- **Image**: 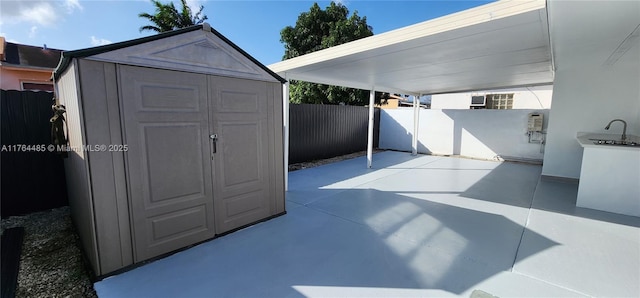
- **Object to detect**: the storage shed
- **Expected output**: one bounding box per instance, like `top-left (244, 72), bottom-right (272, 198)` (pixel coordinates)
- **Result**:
top-left (53, 24), bottom-right (286, 276)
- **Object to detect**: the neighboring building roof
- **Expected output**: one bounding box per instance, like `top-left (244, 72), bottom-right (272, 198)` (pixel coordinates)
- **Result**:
top-left (0, 37), bottom-right (63, 70)
top-left (53, 24), bottom-right (285, 83)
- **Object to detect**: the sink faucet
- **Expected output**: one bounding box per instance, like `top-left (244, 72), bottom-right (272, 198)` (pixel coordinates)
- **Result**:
top-left (605, 119), bottom-right (627, 141)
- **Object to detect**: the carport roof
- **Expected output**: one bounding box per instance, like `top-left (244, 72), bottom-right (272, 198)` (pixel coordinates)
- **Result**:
top-left (268, 0), bottom-right (553, 95)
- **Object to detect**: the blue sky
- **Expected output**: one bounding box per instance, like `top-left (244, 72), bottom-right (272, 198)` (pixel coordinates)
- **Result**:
top-left (0, 0), bottom-right (493, 65)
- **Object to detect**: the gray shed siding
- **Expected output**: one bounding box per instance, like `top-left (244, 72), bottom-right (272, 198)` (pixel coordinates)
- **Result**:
top-left (54, 26), bottom-right (285, 276)
top-left (55, 62), bottom-right (101, 272)
top-left (76, 60), bottom-right (133, 273)
top-left (269, 83), bottom-right (285, 215)
top-left (57, 60), bottom-right (136, 275)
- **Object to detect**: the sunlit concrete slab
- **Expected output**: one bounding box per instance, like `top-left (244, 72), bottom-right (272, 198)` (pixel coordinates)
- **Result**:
top-left (308, 189), bottom-right (537, 272)
top-left (458, 270), bottom-right (583, 297)
top-left (287, 151), bottom-right (441, 205)
top-left (95, 151), bottom-right (639, 297)
top-left (287, 151), bottom-right (440, 191)
top-left (97, 206), bottom-right (411, 297)
top-left (514, 179), bottom-right (640, 297)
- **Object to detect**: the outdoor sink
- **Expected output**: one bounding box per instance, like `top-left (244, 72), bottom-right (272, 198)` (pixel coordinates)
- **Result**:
top-left (577, 132), bottom-right (640, 218)
top-left (577, 133), bottom-right (640, 148)
top-left (589, 139), bottom-right (639, 146)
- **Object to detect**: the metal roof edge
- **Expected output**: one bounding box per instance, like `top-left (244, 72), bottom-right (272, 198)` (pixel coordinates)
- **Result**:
top-left (420, 81), bottom-right (555, 96)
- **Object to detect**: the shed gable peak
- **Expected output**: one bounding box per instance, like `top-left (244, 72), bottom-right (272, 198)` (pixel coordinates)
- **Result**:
top-left (147, 38), bottom-right (257, 74)
top-left (87, 30), bottom-right (280, 83)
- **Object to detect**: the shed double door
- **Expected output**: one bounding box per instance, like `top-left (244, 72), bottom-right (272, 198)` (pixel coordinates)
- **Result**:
top-left (119, 65), bottom-right (271, 261)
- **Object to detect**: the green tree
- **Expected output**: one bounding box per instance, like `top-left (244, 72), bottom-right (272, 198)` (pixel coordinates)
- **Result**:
top-left (280, 2), bottom-right (388, 105)
top-left (139, 0), bottom-right (208, 33)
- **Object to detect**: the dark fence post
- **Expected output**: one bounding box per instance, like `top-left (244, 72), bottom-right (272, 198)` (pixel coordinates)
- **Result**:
top-left (1, 90), bottom-right (68, 217)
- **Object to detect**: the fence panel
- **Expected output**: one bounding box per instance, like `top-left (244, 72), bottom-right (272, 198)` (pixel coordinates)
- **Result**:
top-left (289, 104), bottom-right (379, 164)
top-left (1, 90), bottom-right (68, 217)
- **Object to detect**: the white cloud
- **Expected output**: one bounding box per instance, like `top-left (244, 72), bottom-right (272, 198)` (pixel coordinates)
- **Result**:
top-left (0, 0), bottom-right (83, 26)
top-left (90, 36), bottom-right (112, 47)
top-left (23, 3), bottom-right (57, 25)
top-left (185, 0), bottom-right (202, 10)
top-left (64, 0), bottom-right (83, 13)
top-left (29, 26), bottom-right (38, 39)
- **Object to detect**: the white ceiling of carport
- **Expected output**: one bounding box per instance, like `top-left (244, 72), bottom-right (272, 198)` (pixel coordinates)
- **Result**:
top-left (268, 0), bottom-right (553, 95)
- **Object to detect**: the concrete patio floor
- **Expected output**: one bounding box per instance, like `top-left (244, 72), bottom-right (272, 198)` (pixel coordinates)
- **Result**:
top-left (95, 151), bottom-right (639, 297)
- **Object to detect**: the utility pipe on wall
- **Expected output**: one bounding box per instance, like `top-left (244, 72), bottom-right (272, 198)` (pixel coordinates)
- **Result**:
top-left (367, 88), bottom-right (375, 168)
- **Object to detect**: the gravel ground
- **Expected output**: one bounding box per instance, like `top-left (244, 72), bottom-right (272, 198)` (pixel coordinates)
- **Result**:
top-left (1, 207), bottom-right (97, 298)
top-left (0, 150), bottom-right (381, 297)
top-left (288, 149), bottom-right (382, 171)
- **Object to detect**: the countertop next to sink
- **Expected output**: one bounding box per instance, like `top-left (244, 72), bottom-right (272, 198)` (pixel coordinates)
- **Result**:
top-left (575, 132), bottom-right (640, 217)
top-left (576, 132), bottom-right (640, 150)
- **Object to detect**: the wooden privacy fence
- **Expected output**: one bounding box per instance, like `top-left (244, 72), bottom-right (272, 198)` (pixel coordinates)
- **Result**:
top-left (289, 104), bottom-right (380, 164)
top-left (1, 90), bottom-right (68, 217)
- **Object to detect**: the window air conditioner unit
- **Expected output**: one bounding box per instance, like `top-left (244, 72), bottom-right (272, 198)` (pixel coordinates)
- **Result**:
top-left (470, 95), bottom-right (486, 106)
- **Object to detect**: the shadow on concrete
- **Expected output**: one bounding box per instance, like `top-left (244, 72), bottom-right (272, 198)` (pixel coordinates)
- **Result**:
top-left (94, 151), bottom-right (636, 297)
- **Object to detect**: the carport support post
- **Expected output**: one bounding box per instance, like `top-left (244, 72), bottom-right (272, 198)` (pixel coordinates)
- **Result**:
top-left (412, 94), bottom-right (420, 155)
top-left (283, 80), bottom-right (290, 191)
top-left (367, 88), bottom-right (375, 168)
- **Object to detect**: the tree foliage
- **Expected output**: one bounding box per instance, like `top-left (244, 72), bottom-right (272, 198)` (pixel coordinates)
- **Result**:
top-left (280, 2), bottom-right (388, 105)
top-left (139, 0), bottom-right (208, 33)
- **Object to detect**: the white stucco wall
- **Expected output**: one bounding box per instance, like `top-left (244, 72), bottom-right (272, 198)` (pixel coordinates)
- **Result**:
top-left (430, 85), bottom-right (553, 110)
top-left (541, 0), bottom-right (640, 179)
top-left (380, 109), bottom-right (550, 162)
top-left (541, 66), bottom-right (640, 179)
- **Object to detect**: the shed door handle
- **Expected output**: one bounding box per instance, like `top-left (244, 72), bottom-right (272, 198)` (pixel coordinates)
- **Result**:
top-left (210, 134), bottom-right (218, 156)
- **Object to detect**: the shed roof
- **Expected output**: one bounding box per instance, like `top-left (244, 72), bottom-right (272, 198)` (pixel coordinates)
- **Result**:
top-left (54, 24), bottom-right (285, 83)
top-left (269, 0), bottom-right (553, 95)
